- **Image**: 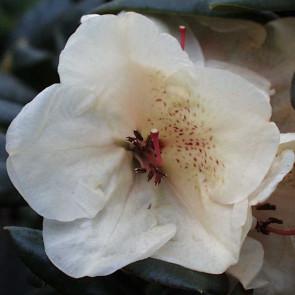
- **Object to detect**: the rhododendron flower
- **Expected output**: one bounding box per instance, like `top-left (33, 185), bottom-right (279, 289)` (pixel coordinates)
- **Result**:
top-left (228, 134), bottom-right (295, 294)
top-left (6, 12), bottom-right (280, 278)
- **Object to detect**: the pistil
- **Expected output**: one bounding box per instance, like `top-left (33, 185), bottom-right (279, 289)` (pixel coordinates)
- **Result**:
top-left (179, 26), bottom-right (186, 50)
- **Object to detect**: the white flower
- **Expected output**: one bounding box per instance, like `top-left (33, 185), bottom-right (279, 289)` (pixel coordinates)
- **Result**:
top-left (6, 12), bottom-right (280, 278)
top-left (228, 134), bottom-right (295, 294)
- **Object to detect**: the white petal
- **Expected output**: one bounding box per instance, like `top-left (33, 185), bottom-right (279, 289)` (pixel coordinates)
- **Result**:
top-left (156, 67), bottom-right (279, 209)
top-left (279, 133), bottom-right (295, 150)
top-left (152, 184), bottom-right (251, 274)
top-left (144, 14), bottom-right (205, 66)
top-left (59, 12), bottom-right (193, 90)
top-left (80, 14), bottom-right (98, 23)
top-left (249, 150), bottom-right (295, 206)
top-left (6, 84), bottom-right (133, 221)
top-left (43, 177), bottom-right (176, 277)
top-left (227, 237), bottom-right (267, 289)
top-left (206, 60), bottom-right (272, 95)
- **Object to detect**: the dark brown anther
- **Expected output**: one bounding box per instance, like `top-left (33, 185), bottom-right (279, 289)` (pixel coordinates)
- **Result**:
top-left (133, 141), bottom-right (143, 152)
top-left (135, 168), bottom-right (147, 173)
top-left (154, 174), bottom-right (162, 185)
top-left (256, 217), bottom-right (284, 235)
top-left (255, 220), bottom-right (270, 235)
top-left (147, 170), bottom-right (154, 181)
top-left (268, 217), bottom-right (283, 224)
top-left (256, 203), bottom-right (276, 211)
top-left (126, 136), bottom-right (137, 143)
top-left (134, 130), bottom-right (143, 141)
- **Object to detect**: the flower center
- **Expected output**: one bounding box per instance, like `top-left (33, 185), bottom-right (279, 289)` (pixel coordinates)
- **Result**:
top-left (255, 203), bottom-right (295, 236)
top-left (126, 129), bottom-right (166, 185)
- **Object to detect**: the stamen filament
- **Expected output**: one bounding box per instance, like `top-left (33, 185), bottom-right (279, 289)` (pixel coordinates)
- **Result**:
top-left (179, 26), bottom-right (186, 50)
top-left (265, 226), bottom-right (295, 236)
top-left (150, 129), bottom-right (163, 166)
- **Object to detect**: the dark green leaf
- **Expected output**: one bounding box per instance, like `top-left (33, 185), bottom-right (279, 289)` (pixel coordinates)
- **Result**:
top-left (0, 133), bottom-right (7, 161)
top-left (5, 227), bottom-right (124, 295)
top-left (291, 72), bottom-right (295, 110)
top-left (11, 0), bottom-right (72, 45)
top-left (209, 0), bottom-right (295, 12)
top-left (10, 0), bottom-right (108, 48)
top-left (12, 42), bottom-right (54, 71)
top-left (26, 269), bottom-right (47, 288)
top-left (92, 0), bottom-right (277, 23)
top-left (229, 283), bottom-right (253, 295)
top-left (0, 162), bottom-right (27, 207)
top-left (0, 99), bottom-right (22, 126)
top-left (0, 72), bottom-right (37, 104)
top-left (124, 258), bottom-right (230, 295)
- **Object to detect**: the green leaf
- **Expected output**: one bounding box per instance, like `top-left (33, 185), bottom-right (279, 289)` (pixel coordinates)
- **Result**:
top-left (12, 43), bottom-right (54, 71)
top-left (0, 162), bottom-right (27, 207)
top-left (0, 99), bottom-right (23, 126)
top-left (0, 72), bottom-right (37, 105)
top-left (291, 72), bottom-right (295, 110)
top-left (209, 0), bottom-right (295, 12)
top-left (229, 283), bottom-right (253, 295)
top-left (0, 133), bottom-right (7, 162)
top-left (124, 258), bottom-right (230, 295)
top-left (5, 227), bottom-right (124, 295)
top-left (92, 0), bottom-right (277, 23)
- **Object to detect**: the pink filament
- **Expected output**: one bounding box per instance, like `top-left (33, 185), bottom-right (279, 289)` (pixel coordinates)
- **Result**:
top-left (179, 26), bottom-right (186, 50)
top-left (266, 226), bottom-right (295, 236)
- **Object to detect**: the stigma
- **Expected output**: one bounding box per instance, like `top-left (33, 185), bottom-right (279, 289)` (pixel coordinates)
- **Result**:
top-left (127, 129), bottom-right (166, 185)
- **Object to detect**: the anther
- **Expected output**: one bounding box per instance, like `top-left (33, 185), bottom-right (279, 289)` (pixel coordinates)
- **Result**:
top-left (179, 25), bottom-right (186, 50)
top-left (256, 203), bottom-right (276, 211)
top-left (134, 130), bottom-right (143, 141)
top-left (135, 168), bottom-right (147, 173)
top-left (147, 170), bottom-right (154, 182)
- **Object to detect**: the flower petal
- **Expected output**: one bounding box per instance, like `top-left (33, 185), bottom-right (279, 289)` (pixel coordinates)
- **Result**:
top-left (6, 84), bottom-right (133, 221)
top-left (249, 149), bottom-right (295, 206)
top-left (59, 12), bottom-right (193, 90)
top-left (43, 177), bottom-right (176, 277)
top-left (206, 60), bottom-right (272, 95)
top-left (152, 184), bottom-right (251, 274)
top-left (158, 67), bottom-right (279, 207)
top-left (227, 237), bottom-right (267, 289)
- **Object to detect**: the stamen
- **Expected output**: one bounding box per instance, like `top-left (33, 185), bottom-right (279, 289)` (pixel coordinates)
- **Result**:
top-left (150, 129), bottom-right (162, 166)
top-left (179, 26), bottom-right (186, 50)
top-left (127, 129), bottom-right (166, 185)
top-left (256, 218), bottom-right (295, 236)
top-left (135, 167), bottom-right (147, 173)
top-left (134, 130), bottom-right (143, 141)
top-left (147, 170), bottom-right (154, 182)
top-left (265, 227), bottom-right (295, 236)
top-left (256, 203), bottom-right (276, 211)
